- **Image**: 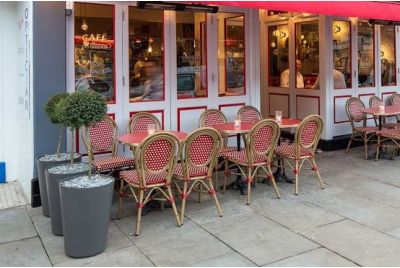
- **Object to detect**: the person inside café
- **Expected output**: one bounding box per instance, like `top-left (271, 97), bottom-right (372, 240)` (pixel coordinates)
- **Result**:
top-left (311, 68), bottom-right (346, 89)
top-left (131, 58), bottom-right (163, 102)
top-left (280, 59), bottom-right (304, 88)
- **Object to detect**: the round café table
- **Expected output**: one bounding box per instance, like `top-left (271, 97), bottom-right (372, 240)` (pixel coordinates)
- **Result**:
top-left (213, 118), bottom-right (301, 193)
top-left (119, 131), bottom-right (187, 147)
top-left (362, 106), bottom-right (400, 130)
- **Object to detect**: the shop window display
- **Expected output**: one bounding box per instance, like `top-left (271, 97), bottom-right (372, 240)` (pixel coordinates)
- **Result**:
top-left (218, 13), bottom-right (245, 96)
top-left (176, 12), bottom-right (207, 99)
top-left (332, 20), bottom-right (351, 89)
top-left (74, 3), bottom-right (115, 103)
top-left (129, 7), bottom-right (164, 102)
top-left (380, 25), bottom-right (396, 87)
top-left (358, 21), bottom-right (375, 87)
top-left (268, 24), bottom-right (289, 88)
top-left (295, 21), bottom-right (319, 89)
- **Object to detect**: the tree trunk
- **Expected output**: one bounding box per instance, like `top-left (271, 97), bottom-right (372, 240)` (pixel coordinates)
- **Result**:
top-left (86, 129), bottom-right (93, 178)
top-left (56, 127), bottom-right (63, 158)
top-left (70, 128), bottom-right (75, 165)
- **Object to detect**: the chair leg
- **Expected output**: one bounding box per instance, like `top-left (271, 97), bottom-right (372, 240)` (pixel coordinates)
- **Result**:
top-left (247, 167), bottom-right (252, 205)
top-left (180, 182), bottom-right (188, 225)
top-left (167, 186), bottom-right (181, 227)
top-left (267, 165), bottom-right (280, 199)
top-left (346, 134), bottom-right (354, 152)
top-left (198, 184), bottom-right (202, 203)
top-left (223, 160), bottom-right (228, 194)
top-left (311, 158), bottom-right (324, 190)
top-left (294, 160), bottom-right (299, 195)
top-left (214, 167), bottom-right (219, 192)
top-left (364, 135), bottom-right (369, 160)
top-left (208, 178), bottom-right (223, 217)
top-left (135, 189), bottom-right (144, 236)
top-left (117, 179), bottom-right (125, 219)
top-left (375, 135), bottom-right (381, 161)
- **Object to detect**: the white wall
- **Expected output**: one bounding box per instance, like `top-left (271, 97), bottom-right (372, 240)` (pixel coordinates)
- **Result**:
top-left (0, 2), bottom-right (34, 199)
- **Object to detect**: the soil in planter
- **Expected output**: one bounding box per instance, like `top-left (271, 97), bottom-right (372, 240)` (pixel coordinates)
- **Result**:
top-left (46, 163), bottom-right (90, 236)
top-left (36, 153), bottom-right (81, 217)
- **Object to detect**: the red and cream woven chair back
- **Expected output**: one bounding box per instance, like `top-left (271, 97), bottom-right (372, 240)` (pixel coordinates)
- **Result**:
top-left (127, 112), bottom-right (162, 133)
top-left (294, 115), bottom-right (323, 159)
top-left (135, 132), bottom-right (180, 188)
top-left (369, 95), bottom-right (381, 126)
top-left (83, 116), bottom-right (118, 160)
top-left (390, 94), bottom-right (400, 123)
top-left (237, 105), bottom-right (262, 123)
top-left (247, 119), bottom-right (280, 165)
top-left (198, 109), bottom-right (227, 127)
top-left (182, 128), bottom-right (222, 178)
top-left (345, 97), bottom-right (366, 129)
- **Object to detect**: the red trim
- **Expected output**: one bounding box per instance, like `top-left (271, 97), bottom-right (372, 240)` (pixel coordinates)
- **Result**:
top-left (221, 13), bottom-right (246, 97)
top-left (333, 20), bottom-right (352, 90)
top-left (333, 95), bottom-right (352, 124)
top-left (218, 102), bottom-right (245, 110)
top-left (177, 106), bottom-right (207, 131)
top-left (75, 113), bottom-right (116, 155)
top-left (129, 109), bottom-right (165, 130)
top-left (295, 95), bottom-right (320, 120)
top-left (269, 93), bottom-right (290, 118)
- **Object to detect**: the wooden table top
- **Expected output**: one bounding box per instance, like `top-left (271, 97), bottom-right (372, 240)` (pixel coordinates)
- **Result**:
top-left (362, 106), bottom-right (400, 116)
top-left (118, 131), bottom-right (187, 146)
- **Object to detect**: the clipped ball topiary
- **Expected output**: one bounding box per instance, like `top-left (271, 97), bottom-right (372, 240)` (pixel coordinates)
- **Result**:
top-left (44, 92), bottom-right (70, 157)
top-left (63, 90), bottom-right (108, 129)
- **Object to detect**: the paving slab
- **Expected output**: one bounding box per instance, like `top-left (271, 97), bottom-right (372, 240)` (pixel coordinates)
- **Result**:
top-left (0, 237), bottom-right (51, 266)
top-left (302, 219), bottom-right (400, 266)
top-left (190, 252), bottom-right (256, 267)
top-left (40, 221), bottom-right (133, 265)
top-left (265, 247), bottom-right (356, 267)
top-left (254, 200), bottom-right (344, 233)
top-left (54, 245), bottom-right (153, 267)
top-left (0, 206), bottom-right (37, 244)
top-left (202, 213), bottom-right (318, 266)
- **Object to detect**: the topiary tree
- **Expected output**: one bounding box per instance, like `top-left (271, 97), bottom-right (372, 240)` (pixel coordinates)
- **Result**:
top-left (60, 90), bottom-right (107, 171)
top-left (44, 93), bottom-right (70, 158)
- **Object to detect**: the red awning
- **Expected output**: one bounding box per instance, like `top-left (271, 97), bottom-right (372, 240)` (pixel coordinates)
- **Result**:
top-left (204, 1), bottom-right (400, 21)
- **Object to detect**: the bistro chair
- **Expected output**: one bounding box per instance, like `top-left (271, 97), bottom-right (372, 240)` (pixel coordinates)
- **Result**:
top-left (222, 119), bottom-right (281, 205)
top-left (369, 95), bottom-right (381, 127)
top-left (173, 128), bottom-right (223, 224)
top-left (198, 109), bottom-right (237, 187)
top-left (237, 105), bottom-right (262, 123)
top-left (127, 112), bottom-right (162, 133)
top-left (119, 132), bottom-right (181, 235)
top-left (375, 128), bottom-right (400, 160)
top-left (275, 115), bottom-right (325, 195)
top-left (82, 116), bottom-right (135, 173)
top-left (390, 93), bottom-right (400, 125)
top-left (345, 97), bottom-right (378, 159)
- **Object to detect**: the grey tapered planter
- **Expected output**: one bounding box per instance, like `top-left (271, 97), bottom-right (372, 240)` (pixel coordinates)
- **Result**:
top-left (45, 163), bottom-right (91, 236)
top-left (60, 175), bottom-right (115, 258)
top-left (36, 153), bottom-right (81, 217)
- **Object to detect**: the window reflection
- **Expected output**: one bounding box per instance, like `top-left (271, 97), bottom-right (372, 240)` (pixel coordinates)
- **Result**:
top-left (358, 22), bottom-right (375, 87)
top-left (332, 20), bottom-right (351, 89)
top-left (74, 3), bottom-right (115, 102)
top-left (176, 12), bottom-right (207, 99)
top-left (129, 7), bottom-right (164, 102)
top-left (218, 13), bottom-right (245, 96)
top-left (268, 24), bottom-right (289, 87)
top-left (296, 21), bottom-right (319, 89)
top-left (381, 25), bottom-right (396, 87)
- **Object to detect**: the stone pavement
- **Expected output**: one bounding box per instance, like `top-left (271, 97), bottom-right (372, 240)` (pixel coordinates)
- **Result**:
top-left (2, 147), bottom-right (400, 266)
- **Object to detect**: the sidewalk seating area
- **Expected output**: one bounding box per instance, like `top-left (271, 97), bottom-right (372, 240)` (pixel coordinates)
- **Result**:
top-left (2, 146), bottom-right (400, 266)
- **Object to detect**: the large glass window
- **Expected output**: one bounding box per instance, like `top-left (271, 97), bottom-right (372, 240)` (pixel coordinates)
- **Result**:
top-left (268, 24), bottom-right (289, 87)
top-left (218, 13), bottom-right (245, 96)
top-left (332, 20), bottom-right (351, 89)
top-left (295, 21), bottom-right (319, 89)
top-left (358, 21), bottom-right (375, 87)
top-left (128, 7), bottom-right (164, 102)
top-left (176, 12), bottom-right (207, 99)
top-left (380, 25), bottom-right (396, 87)
top-left (74, 3), bottom-right (115, 103)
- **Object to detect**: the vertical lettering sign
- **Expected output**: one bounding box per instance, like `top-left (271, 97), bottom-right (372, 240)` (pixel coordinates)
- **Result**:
top-left (17, 6), bottom-right (31, 120)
